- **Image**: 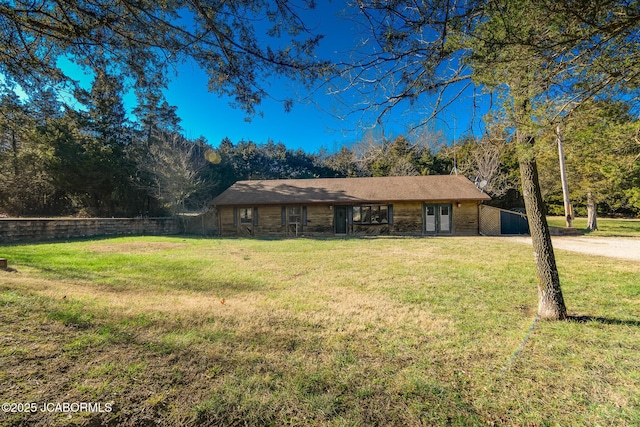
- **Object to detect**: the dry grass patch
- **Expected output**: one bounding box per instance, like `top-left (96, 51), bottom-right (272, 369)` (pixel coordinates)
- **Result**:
top-left (84, 241), bottom-right (190, 254)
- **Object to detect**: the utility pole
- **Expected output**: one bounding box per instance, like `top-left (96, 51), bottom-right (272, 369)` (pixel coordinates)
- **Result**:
top-left (451, 117), bottom-right (458, 175)
top-left (556, 126), bottom-right (573, 228)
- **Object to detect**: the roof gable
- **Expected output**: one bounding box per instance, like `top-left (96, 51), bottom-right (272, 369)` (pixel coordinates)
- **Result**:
top-left (211, 175), bottom-right (491, 206)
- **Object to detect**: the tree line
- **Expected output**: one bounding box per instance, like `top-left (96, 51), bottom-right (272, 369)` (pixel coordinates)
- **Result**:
top-left (2, 77), bottom-right (637, 219)
top-left (0, 75), bottom-right (453, 217)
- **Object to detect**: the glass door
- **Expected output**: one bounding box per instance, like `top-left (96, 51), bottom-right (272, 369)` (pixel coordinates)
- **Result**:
top-left (425, 205), bottom-right (436, 232)
top-left (424, 204), bottom-right (452, 234)
top-left (439, 205), bottom-right (450, 232)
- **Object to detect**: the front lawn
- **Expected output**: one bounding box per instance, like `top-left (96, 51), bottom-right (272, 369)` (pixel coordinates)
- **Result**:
top-left (1, 236), bottom-right (638, 426)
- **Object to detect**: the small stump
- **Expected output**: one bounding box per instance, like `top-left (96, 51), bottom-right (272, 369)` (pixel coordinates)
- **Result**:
top-left (0, 258), bottom-right (7, 270)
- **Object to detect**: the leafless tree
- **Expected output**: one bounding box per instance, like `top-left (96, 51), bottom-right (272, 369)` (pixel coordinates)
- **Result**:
top-left (458, 138), bottom-right (516, 197)
top-left (138, 131), bottom-right (208, 214)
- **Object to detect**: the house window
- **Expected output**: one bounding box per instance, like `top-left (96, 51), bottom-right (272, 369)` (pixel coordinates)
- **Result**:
top-left (352, 205), bottom-right (391, 225)
top-left (239, 207), bottom-right (253, 224)
top-left (235, 207), bottom-right (258, 227)
top-left (288, 206), bottom-right (301, 224)
top-left (281, 206), bottom-right (307, 226)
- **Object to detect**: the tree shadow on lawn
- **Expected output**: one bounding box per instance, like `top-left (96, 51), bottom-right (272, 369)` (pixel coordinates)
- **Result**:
top-left (568, 315), bottom-right (640, 327)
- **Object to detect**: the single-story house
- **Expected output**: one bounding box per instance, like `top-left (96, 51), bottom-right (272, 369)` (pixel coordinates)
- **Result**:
top-left (210, 175), bottom-right (491, 237)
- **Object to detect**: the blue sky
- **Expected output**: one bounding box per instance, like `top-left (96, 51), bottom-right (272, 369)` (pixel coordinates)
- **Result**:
top-left (162, 61), bottom-right (358, 153)
top-left (165, 60), bottom-right (488, 153)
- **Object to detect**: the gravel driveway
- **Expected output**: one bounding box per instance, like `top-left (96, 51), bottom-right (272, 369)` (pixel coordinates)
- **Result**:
top-left (506, 236), bottom-right (640, 261)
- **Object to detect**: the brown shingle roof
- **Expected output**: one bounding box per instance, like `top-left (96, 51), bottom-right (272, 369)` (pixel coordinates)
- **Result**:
top-left (211, 175), bottom-right (491, 206)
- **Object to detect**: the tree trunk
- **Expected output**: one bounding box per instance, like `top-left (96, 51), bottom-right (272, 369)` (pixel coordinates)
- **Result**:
top-left (518, 134), bottom-right (567, 320)
top-left (11, 129), bottom-right (19, 178)
top-left (556, 126), bottom-right (573, 228)
top-left (587, 191), bottom-right (598, 231)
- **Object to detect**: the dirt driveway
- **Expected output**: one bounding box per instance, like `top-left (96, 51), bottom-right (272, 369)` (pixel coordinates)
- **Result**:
top-left (506, 236), bottom-right (640, 261)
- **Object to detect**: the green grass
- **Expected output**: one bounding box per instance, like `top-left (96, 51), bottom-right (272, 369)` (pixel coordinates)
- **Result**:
top-left (0, 236), bottom-right (639, 426)
top-left (547, 216), bottom-right (640, 236)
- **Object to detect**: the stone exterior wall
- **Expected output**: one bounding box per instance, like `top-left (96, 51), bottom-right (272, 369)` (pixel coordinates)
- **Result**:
top-left (0, 218), bottom-right (180, 244)
top-left (389, 201), bottom-right (424, 235)
top-left (453, 201), bottom-right (482, 236)
top-left (216, 201), bottom-right (483, 237)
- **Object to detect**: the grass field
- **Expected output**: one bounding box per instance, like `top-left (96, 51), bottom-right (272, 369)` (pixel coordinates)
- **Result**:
top-left (547, 216), bottom-right (640, 236)
top-left (1, 235), bottom-right (639, 426)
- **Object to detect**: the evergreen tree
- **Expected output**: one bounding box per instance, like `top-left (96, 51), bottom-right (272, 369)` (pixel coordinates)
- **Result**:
top-left (42, 71), bottom-right (138, 216)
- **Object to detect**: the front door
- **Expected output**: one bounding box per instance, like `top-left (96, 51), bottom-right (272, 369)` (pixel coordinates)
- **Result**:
top-left (424, 204), bottom-right (452, 234)
top-left (334, 206), bottom-right (348, 234)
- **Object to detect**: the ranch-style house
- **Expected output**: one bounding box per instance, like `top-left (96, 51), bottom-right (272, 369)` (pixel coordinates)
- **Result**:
top-left (211, 175), bottom-right (492, 237)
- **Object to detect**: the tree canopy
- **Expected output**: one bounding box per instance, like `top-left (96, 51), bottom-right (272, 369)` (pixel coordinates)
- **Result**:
top-left (0, 0), bottom-right (330, 116)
